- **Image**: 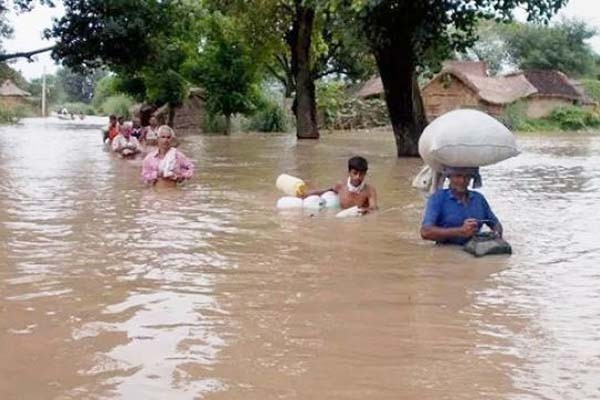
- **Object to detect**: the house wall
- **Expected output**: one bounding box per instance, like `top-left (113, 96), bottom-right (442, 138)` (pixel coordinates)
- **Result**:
top-left (524, 96), bottom-right (576, 119)
top-left (0, 96), bottom-right (28, 109)
top-left (173, 93), bottom-right (205, 134)
top-left (152, 92), bottom-right (205, 134)
top-left (422, 75), bottom-right (503, 121)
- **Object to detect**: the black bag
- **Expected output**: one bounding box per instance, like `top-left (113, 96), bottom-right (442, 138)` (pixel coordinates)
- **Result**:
top-left (463, 232), bottom-right (512, 257)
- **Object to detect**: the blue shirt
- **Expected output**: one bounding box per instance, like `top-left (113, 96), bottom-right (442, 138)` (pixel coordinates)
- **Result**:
top-left (422, 189), bottom-right (499, 245)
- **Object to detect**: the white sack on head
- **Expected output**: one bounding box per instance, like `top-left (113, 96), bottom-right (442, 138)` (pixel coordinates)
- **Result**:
top-left (418, 109), bottom-right (519, 173)
top-left (413, 109), bottom-right (518, 194)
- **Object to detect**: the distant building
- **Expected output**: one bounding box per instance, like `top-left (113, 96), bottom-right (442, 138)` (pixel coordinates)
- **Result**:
top-left (357, 61), bottom-right (595, 121)
top-left (520, 70), bottom-right (595, 118)
top-left (421, 61), bottom-right (538, 120)
top-left (356, 76), bottom-right (384, 100)
top-left (144, 87), bottom-right (206, 134)
top-left (0, 79), bottom-right (31, 108)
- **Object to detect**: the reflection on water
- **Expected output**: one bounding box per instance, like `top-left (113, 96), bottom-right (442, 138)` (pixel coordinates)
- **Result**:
top-left (1, 118), bottom-right (600, 399)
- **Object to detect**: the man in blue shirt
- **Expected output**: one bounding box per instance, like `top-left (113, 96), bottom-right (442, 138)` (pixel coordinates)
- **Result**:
top-left (421, 167), bottom-right (503, 245)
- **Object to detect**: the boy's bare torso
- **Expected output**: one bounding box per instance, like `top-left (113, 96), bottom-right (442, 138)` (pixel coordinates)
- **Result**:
top-left (333, 182), bottom-right (373, 209)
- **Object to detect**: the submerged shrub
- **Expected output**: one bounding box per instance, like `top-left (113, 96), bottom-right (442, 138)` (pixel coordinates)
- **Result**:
top-left (517, 118), bottom-right (558, 132)
top-left (548, 106), bottom-right (600, 130)
top-left (501, 101), bottom-right (528, 130)
top-left (317, 80), bottom-right (389, 129)
top-left (317, 81), bottom-right (346, 127)
top-left (246, 100), bottom-right (288, 132)
top-left (202, 112), bottom-right (228, 133)
top-left (581, 79), bottom-right (600, 103)
top-left (0, 103), bottom-right (35, 124)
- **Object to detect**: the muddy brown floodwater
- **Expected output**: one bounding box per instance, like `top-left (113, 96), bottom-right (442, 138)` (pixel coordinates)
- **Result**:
top-left (1, 117), bottom-right (599, 400)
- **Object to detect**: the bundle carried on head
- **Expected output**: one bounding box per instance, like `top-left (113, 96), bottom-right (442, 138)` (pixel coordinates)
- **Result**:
top-left (412, 109), bottom-right (519, 194)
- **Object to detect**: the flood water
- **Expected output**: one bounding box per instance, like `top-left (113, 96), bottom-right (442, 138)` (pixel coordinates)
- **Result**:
top-left (1, 117), bottom-right (599, 400)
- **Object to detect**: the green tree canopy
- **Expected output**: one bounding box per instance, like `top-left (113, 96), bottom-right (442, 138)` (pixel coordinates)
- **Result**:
top-left (184, 13), bottom-right (262, 134)
top-left (91, 75), bottom-right (118, 109)
top-left (48, 0), bottom-right (202, 125)
top-left (0, 62), bottom-right (27, 88)
top-left (504, 19), bottom-right (598, 77)
top-left (332, 0), bottom-right (569, 156)
top-left (208, 0), bottom-right (376, 139)
top-left (48, 0), bottom-right (178, 72)
top-left (458, 21), bottom-right (514, 75)
top-left (55, 67), bottom-right (107, 104)
top-left (459, 19), bottom-right (599, 77)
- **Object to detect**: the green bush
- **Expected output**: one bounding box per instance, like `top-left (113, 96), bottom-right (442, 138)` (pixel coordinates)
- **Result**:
top-left (503, 103), bottom-right (600, 132)
top-left (91, 75), bottom-right (119, 109)
top-left (501, 101), bottom-right (528, 130)
top-left (548, 106), bottom-right (600, 130)
top-left (202, 112), bottom-right (229, 133)
top-left (0, 103), bottom-right (36, 124)
top-left (516, 118), bottom-right (558, 132)
top-left (316, 80), bottom-right (390, 129)
top-left (99, 95), bottom-right (135, 118)
top-left (317, 81), bottom-right (346, 127)
top-left (245, 100), bottom-right (288, 132)
top-left (580, 79), bottom-right (600, 103)
top-left (330, 97), bottom-right (389, 129)
top-left (0, 107), bottom-right (23, 124)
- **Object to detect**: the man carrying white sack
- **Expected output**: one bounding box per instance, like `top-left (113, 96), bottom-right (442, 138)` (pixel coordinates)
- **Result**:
top-left (420, 166), bottom-right (503, 245)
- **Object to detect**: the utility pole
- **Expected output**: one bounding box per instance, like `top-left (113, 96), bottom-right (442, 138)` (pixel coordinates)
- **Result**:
top-left (41, 66), bottom-right (47, 117)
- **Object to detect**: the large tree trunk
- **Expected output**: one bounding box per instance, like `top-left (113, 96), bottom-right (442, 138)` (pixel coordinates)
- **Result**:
top-left (225, 113), bottom-right (232, 135)
top-left (374, 44), bottom-right (427, 157)
top-left (290, 1), bottom-right (319, 139)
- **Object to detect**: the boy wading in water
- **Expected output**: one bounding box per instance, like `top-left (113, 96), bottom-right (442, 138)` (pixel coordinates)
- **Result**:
top-left (305, 156), bottom-right (378, 214)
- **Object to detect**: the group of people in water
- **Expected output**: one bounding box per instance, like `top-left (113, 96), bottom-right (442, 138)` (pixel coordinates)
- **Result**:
top-left (104, 114), bottom-right (194, 188)
top-left (104, 114), bottom-right (502, 245)
top-left (301, 156), bottom-right (502, 245)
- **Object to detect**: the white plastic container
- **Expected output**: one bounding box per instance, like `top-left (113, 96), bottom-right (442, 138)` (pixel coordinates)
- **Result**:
top-left (320, 191), bottom-right (340, 208)
top-left (276, 174), bottom-right (307, 197)
top-left (335, 206), bottom-right (362, 218)
top-left (303, 195), bottom-right (324, 209)
top-left (276, 196), bottom-right (304, 209)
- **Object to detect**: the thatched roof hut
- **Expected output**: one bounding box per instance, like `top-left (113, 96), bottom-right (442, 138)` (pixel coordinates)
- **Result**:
top-left (357, 61), bottom-right (595, 121)
top-left (152, 87), bottom-right (206, 134)
top-left (522, 70), bottom-right (594, 104)
top-left (423, 61), bottom-right (538, 106)
top-left (356, 76), bottom-right (384, 99)
top-left (0, 79), bottom-right (30, 97)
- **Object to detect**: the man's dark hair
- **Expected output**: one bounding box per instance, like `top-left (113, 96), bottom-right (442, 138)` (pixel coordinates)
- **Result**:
top-left (348, 156), bottom-right (368, 173)
top-left (109, 114), bottom-right (117, 120)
